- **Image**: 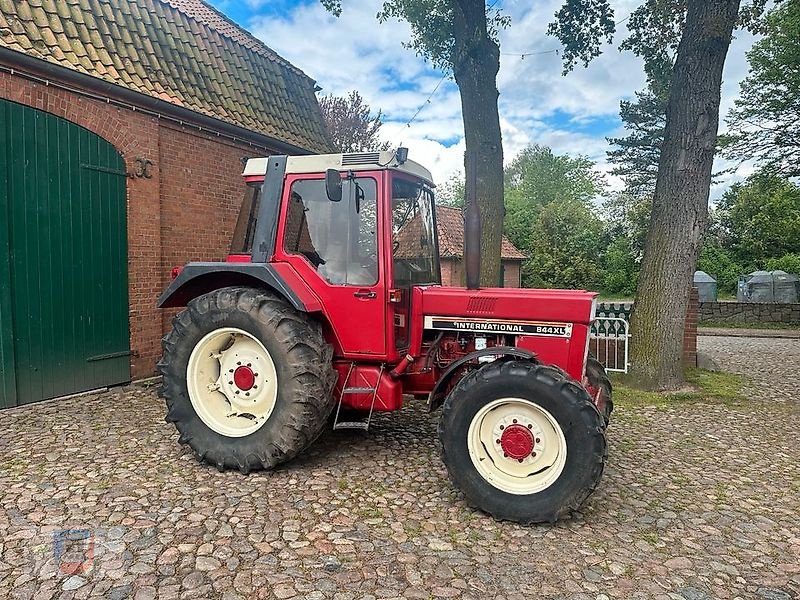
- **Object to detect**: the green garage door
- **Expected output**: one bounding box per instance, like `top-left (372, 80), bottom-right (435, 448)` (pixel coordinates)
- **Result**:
top-left (0, 99), bottom-right (130, 408)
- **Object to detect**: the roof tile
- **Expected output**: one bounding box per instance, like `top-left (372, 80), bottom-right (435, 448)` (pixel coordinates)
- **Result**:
top-left (0, 0), bottom-right (331, 152)
top-left (435, 206), bottom-right (527, 260)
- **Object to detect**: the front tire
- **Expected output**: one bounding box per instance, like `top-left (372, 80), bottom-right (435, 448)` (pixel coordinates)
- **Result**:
top-left (438, 360), bottom-right (606, 524)
top-left (585, 356), bottom-right (613, 426)
top-left (158, 287), bottom-right (336, 473)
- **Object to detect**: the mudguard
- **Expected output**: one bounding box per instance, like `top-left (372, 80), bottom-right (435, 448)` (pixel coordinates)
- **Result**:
top-left (157, 262), bottom-right (307, 311)
top-left (427, 346), bottom-right (537, 411)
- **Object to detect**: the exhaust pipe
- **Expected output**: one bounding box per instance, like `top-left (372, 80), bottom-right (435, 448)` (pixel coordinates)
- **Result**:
top-left (464, 150), bottom-right (481, 290)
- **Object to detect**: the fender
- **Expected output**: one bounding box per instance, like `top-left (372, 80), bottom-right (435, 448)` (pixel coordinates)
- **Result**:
top-left (157, 262), bottom-right (308, 311)
top-left (427, 346), bottom-right (537, 412)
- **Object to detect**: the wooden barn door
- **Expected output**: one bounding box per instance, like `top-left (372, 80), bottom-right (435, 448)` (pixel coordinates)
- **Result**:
top-left (0, 99), bottom-right (130, 407)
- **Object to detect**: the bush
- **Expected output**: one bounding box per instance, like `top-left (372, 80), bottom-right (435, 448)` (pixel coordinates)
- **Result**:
top-left (766, 253), bottom-right (800, 275)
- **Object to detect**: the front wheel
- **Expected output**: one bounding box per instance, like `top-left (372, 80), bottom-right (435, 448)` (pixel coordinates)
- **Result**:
top-left (438, 360), bottom-right (606, 524)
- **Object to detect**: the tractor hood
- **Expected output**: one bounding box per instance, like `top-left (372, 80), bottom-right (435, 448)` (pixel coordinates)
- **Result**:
top-left (419, 287), bottom-right (597, 326)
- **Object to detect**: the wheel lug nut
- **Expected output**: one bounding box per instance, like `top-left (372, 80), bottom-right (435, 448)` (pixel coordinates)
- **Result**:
top-left (245, 392), bottom-right (250, 397)
top-left (503, 452), bottom-right (508, 458)
top-left (229, 369), bottom-right (234, 373)
top-left (253, 385), bottom-right (258, 389)
top-left (235, 390), bottom-right (240, 394)
top-left (496, 439), bottom-right (501, 444)
top-left (247, 363), bottom-right (252, 367)
top-left (499, 425), bottom-right (504, 430)
top-left (527, 424), bottom-right (532, 429)
top-left (535, 438), bottom-right (540, 443)
top-left (531, 451), bottom-right (537, 457)
top-left (518, 458), bottom-right (523, 463)
top-left (237, 361), bottom-right (241, 366)
top-left (228, 381), bottom-right (233, 385)
top-left (254, 373), bottom-right (259, 377)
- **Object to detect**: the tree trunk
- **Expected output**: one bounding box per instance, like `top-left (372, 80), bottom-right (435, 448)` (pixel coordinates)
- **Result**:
top-left (628, 0), bottom-right (740, 390)
top-left (451, 0), bottom-right (504, 287)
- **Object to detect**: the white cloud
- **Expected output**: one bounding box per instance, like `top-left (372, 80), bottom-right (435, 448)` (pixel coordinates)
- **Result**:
top-left (246, 0), bottom-right (760, 194)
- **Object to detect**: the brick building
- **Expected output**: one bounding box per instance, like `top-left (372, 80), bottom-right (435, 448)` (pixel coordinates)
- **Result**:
top-left (435, 206), bottom-right (526, 288)
top-left (0, 0), bottom-right (331, 407)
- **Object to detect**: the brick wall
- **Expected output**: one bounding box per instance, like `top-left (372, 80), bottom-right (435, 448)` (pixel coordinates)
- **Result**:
top-left (699, 301), bottom-right (800, 325)
top-left (502, 261), bottom-right (521, 288)
top-left (440, 258), bottom-right (521, 288)
top-left (0, 73), bottom-right (280, 378)
top-left (683, 288), bottom-right (698, 368)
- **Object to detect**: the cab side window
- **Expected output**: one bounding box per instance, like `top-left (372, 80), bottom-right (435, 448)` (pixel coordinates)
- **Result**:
top-left (283, 177), bottom-right (379, 285)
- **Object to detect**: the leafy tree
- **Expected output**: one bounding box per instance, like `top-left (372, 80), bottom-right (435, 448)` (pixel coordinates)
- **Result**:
top-left (549, 0), bottom-right (767, 390)
top-left (437, 173), bottom-right (465, 207)
top-left (600, 192), bottom-right (652, 296)
top-left (767, 254), bottom-right (800, 275)
top-left (724, 0), bottom-right (800, 177)
top-left (716, 171), bottom-right (800, 268)
top-left (503, 145), bottom-right (606, 290)
top-left (318, 91), bottom-right (391, 153)
top-left (321, 0), bottom-right (510, 285)
top-left (697, 241), bottom-right (743, 295)
top-left (522, 200), bottom-right (606, 290)
top-left (606, 60), bottom-right (671, 198)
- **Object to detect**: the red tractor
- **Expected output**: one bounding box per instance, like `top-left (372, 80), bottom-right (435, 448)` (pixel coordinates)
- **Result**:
top-left (158, 150), bottom-right (612, 524)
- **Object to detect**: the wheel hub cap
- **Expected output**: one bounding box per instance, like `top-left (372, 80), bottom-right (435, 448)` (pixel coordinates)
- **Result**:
top-left (233, 365), bottom-right (256, 391)
top-left (499, 423), bottom-right (533, 460)
top-left (186, 327), bottom-right (278, 438)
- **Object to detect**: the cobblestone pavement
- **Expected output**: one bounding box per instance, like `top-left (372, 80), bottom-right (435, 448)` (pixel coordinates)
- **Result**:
top-left (1, 335), bottom-right (798, 600)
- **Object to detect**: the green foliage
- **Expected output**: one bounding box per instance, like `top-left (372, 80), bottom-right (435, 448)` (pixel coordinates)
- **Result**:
top-left (717, 171), bottom-right (800, 269)
top-left (322, 1), bottom-right (509, 72)
top-left (766, 253), bottom-right (800, 275)
top-left (607, 61), bottom-right (671, 198)
top-left (724, 0), bottom-right (800, 177)
top-left (697, 242), bottom-right (743, 295)
top-left (598, 192), bottom-right (651, 295)
top-left (436, 173), bottom-right (465, 207)
top-left (601, 236), bottom-right (639, 296)
top-left (503, 145), bottom-right (606, 290)
top-left (521, 199), bottom-right (606, 290)
top-left (548, 0), bottom-right (767, 75)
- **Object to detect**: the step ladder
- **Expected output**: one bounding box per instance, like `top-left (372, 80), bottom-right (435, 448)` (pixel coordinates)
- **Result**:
top-left (332, 363), bottom-right (384, 431)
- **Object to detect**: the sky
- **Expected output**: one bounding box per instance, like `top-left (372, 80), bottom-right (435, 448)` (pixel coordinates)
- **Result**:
top-left (209, 0), bottom-right (759, 199)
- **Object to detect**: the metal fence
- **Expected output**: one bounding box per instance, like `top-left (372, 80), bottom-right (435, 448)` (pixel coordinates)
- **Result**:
top-left (591, 302), bottom-right (632, 373)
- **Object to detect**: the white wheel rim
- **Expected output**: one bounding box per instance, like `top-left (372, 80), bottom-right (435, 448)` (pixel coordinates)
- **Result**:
top-left (186, 327), bottom-right (278, 437)
top-left (467, 398), bottom-right (567, 495)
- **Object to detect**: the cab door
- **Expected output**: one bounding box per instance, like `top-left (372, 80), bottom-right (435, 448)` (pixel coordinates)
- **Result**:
top-left (275, 173), bottom-right (386, 357)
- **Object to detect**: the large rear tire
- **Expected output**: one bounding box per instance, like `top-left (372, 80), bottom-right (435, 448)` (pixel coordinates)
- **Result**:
top-left (158, 287), bottom-right (336, 473)
top-left (438, 360), bottom-right (606, 524)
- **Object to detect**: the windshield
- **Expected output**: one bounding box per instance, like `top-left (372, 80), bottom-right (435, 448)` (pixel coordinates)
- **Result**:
top-left (392, 176), bottom-right (440, 286)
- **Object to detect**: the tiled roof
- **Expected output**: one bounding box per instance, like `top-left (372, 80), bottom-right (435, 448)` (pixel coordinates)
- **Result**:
top-left (0, 0), bottom-right (332, 153)
top-left (436, 206), bottom-right (526, 260)
top-left (395, 205), bottom-right (526, 261)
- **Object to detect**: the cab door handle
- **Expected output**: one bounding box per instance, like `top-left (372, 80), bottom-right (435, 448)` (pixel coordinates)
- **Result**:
top-left (353, 289), bottom-right (377, 299)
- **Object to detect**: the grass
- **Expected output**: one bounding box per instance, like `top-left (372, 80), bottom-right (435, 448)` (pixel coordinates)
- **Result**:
top-left (610, 368), bottom-right (745, 409)
top-left (701, 320), bottom-right (800, 330)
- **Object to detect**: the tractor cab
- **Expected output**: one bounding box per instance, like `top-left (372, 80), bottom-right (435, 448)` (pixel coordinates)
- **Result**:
top-left (228, 151), bottom-right (443, 361)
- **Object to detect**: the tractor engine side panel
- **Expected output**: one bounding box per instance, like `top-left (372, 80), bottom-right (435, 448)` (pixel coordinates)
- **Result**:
top-left (515, 323), bottom-right (591, 382)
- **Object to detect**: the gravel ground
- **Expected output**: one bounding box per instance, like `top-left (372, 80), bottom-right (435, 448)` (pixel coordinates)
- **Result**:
top-left (1, 335), bottom-right (798, 600)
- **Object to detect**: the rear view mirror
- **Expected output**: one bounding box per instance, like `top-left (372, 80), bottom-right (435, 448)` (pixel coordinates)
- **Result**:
top-left (325, 168), bottom-right (342, 202)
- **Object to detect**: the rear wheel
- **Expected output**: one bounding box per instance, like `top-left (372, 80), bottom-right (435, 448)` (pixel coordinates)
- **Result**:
top-left (438, 360), bottom-right (606, 524)
top-left (158, 287), bottom-right (336, 472)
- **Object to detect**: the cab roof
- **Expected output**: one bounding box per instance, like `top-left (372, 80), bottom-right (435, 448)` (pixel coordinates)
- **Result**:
top-left (242, 151), bottom-right (434, 185)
